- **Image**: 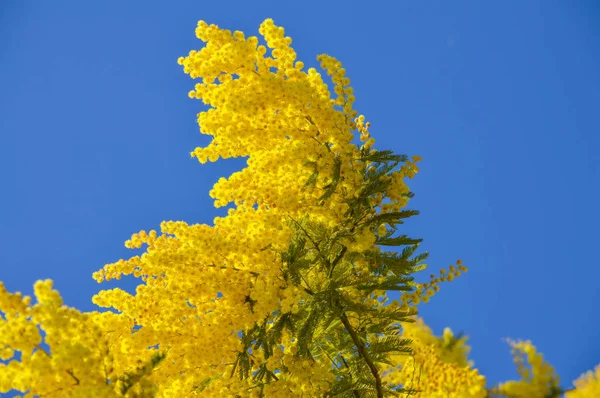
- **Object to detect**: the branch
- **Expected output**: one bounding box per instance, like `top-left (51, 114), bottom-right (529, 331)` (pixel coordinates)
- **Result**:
top-left (207, 262), bottom-right (259, 277)
top-left (36, 344), bottom-right (52, 358)
top-left (286, 216), bottom-right (321, 252)
top-left (339, 354), bottom-right (361, 398)
top-left (66, 369), bottom-right (80, 385)
top-left (338, 307), bottom-right (383, 398)
top-left (286, 216), bottom-right (332, 269)
top-left (328, 245), bottom-right (348, 278)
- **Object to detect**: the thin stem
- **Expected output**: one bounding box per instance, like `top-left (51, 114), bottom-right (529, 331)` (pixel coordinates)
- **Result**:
top-left (35, 344), bottom-right (51, 358)
top-left (286, 216), bottom-right (321, 253)
top-left (339, 355), bottom-right (361, 398)
top-left (327, 245), bottom-right (348, 278)
top-left (338, 309), bottom-right (383, 398)
top-left (207, 262), bottom-right (259, 277)
top-left (66, 369), bottom-right (80, 385)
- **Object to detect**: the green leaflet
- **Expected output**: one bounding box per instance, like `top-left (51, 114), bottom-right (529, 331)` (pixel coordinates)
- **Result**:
top-left (362, 210), bottom-right (420, 228)
top-left (376, 235), bottom-right (423, 247)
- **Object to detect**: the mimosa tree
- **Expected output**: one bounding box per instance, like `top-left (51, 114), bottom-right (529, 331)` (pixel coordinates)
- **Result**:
top-left (0, 18), bottom-right (597, 398)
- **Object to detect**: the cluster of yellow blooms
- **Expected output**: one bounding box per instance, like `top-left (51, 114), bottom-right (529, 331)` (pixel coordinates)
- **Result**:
top-left (493, 339), bottom-right (560, 397)
top-left (379, 317), bottom-right (487, 397)
top-left (568, 365), bottom-right (600, 397)
top-left (491, 340), bottom-right (600, 398)
top-left (1, 18), bottom-right (598, 397)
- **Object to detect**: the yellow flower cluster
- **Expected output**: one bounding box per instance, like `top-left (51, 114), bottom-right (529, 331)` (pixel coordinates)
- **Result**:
top-left (1, 17), bottom-right (598, 398)
top-left (0, 280), bottom-right (145, 397)
top-left (397, 344), bottom-right (487, 397)
top-left (383, 260), bottom-right (467, 308)
top-left (13, 17), bottom-right (411, 396)
top-left (567, 364), bottom-right (600, 397)
top-left (402, 317), bottom-right (473, 367)
top-left (493, 339), bottom-right (561, 397)
top-left (493, 340), bottom-right (600, 398)
top-left (381, 317), bottom-right (486, 397)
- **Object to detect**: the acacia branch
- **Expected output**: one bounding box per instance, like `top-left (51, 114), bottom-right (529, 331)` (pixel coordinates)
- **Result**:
top-left (66, 369), bottom-right (80, 385)
top-left (339, 355), bottom-right (361, 398)
top-left (207, 262), bottom-right (259, 277)
top-left (286, 216), bottom-right (321, 252)
top-left (338, 308), bottom-right (383, 398)
top-left (328, 245), bottom-right (348, 278)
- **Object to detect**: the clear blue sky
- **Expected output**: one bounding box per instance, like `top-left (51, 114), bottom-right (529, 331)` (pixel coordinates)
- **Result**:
top-left (1, 0), bottom-right (599, 389)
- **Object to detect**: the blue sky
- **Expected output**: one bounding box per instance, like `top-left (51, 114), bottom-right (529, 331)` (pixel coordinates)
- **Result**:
top-left (1, 0), bottom-right (599, 389)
